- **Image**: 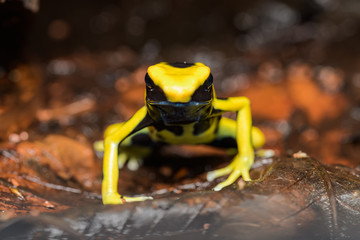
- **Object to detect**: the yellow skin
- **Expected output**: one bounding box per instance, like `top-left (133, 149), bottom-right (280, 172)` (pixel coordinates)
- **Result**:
top-left (99, 62), bottom-right (265, 204)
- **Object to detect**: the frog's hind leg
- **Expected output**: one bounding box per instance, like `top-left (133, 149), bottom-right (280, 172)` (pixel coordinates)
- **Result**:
top-left (207, 117), bottom-right (265, 155)
top-left (94, 124), bottom-right (154, 170)
top-left (211, 117), bottom-right (265, 149)
top-left (206, 117), bottom-right (265, 184)
top-left (119, 127), bottom-right (155, 170)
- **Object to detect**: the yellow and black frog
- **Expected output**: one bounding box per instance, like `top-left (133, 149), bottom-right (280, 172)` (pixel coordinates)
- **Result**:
top-left (96, 62), bottom-right (265, 204)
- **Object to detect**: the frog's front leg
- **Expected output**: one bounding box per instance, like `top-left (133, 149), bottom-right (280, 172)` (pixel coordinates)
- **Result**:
top-left (102, 106), bottom-right (154, 204)
top-left (207, 97), bottom-right (265, 191)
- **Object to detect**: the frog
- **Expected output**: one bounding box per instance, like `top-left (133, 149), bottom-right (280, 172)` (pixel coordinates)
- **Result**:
top-left (99, 62), bottom-right (265, 204)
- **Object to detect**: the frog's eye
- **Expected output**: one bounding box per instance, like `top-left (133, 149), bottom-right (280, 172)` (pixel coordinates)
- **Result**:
top-left (145, 73), bottom-right (155, 90)
top-left (203, 74), bottom-right (213, 88)
top-left (191, 74), bottom-right (213, 102)
top-left (145, 73), bottom-right (167, 101)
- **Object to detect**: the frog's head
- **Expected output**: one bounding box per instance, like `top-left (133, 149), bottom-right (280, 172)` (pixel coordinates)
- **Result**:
top-left (145, 62), bottom-right (214, 125)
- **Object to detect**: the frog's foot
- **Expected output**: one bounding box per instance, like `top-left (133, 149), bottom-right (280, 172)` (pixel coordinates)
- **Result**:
top-left (118, 152), bottom-right (143, 171)
top-left (94, 141), bottom-right (150, 171)
top-left (256, 149), bottom-right (276, 158)
top-left (207, 153), bottom-right (253, 191)
top-left (93, 140), bottom-right (105, 158)
top-left (102, 192), bottom-right (153, 205)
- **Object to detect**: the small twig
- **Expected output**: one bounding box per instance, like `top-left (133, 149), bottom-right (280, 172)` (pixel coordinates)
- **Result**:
top-left (23, 176), bottom-right (82, 193)
top-left (22, 176), bottom-right (102, 199)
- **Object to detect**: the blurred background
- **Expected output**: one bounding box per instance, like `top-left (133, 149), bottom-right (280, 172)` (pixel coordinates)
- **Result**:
top-left (2, 1), bottom-right (360, 237)
top-left (1, 0), bottom-right (360, 187)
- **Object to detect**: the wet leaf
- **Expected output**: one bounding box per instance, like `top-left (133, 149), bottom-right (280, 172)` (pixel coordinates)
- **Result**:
top-left (16, 134), bottom-right (102, 191)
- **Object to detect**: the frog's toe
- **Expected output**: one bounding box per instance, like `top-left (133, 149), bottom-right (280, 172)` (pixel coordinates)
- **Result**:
top-left (118, 153), bottom-right (143, 170)
top-left (208, 154), bottom-right (253, 191)
top-left (212, 182), bottom-right (226, 191)
top-left (103, 193), bottom-right (153, 204)
top-left (206, 161), bottom-right (235, 181)
top-left (117, 147), bottom-right (151, 170)
top-left (212, 166), bottom-right (250, 191)
top-left (256, 149), bottom-right (275, 158)
top-left (127, 157), bottom-right (142, 171)
top-left (122, 195), bottom-right (153, 203)
top-left (212, 170), bottom-right (241, 191)
top-left (206, 171), bottom-right (217, 182)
